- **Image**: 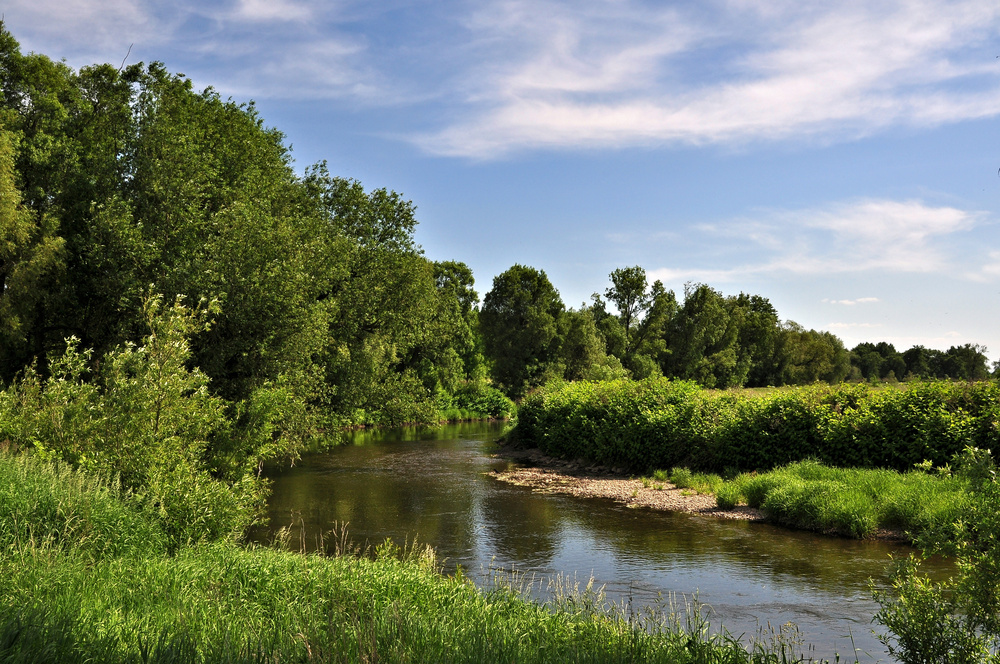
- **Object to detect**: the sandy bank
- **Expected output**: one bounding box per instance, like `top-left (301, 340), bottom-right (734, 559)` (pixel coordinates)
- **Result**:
top-left (490, 445), bottom-right (763, 521)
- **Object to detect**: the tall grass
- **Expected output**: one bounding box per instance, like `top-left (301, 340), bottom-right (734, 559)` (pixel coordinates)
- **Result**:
top-left (715, 460), bottom-right (968, 539)
top-left (0, 452), bottom-right (832, 663)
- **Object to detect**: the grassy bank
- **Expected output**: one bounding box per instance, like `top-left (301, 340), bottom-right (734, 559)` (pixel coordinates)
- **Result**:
top-left (0, 452), bottom-right (828, 663)
top-left (514, 378), bottom-right (1000, 473)
top-left (653, 460), bottom-right (969, 540)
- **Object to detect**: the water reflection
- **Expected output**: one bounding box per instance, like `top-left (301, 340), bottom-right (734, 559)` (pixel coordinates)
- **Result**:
top-left (253, 422), bottom-right (951, 662)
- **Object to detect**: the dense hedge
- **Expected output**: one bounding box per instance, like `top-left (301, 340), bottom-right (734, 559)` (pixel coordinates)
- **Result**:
top-left (513, 379), bottom-right (1000, 472)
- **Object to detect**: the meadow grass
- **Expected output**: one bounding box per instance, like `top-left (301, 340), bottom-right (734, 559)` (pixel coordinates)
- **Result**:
top-left (714, 460), bottom-right (968, 539)
top-left (0, 452), bottom-right (830, 663)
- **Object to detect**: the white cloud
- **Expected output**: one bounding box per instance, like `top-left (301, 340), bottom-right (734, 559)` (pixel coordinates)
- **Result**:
top-left (823, 297), bottom-right (880, 305)
top-left (415, 0), bottom-right (1000, 157)
top-left (1, 0), bottom-right (386, 103)
top-left (648, 198), bottom-right (983, 283)
top-left (827, 322), bottom-right (881, 327)
top-left (230, 0), bottom-right (313, 23)
top-left (7, 0), bottom-right (1000, 155)
top-left (3, 0), bottom-right (159, 57)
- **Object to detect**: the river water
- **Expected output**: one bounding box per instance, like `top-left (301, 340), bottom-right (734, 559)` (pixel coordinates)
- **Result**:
top-left (252, 421), bottom-right (952, 662)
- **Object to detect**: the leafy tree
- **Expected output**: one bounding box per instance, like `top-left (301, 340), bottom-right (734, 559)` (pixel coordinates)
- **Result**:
top-left (558, 308), bottom-right (626, 382)
top-left (731, 294), bottom-right (781, 387)
top-left (0, 127), bottom-right (65, 375)
top-left (665, 283), bottom-right (743, 388)
top-left (778, 323), bottom-right (851, 385)
top-left (480, 264), bottom-right (565, 397)
top-left (941, 344), bottom-right (990, 381)
top-left (597, 267), bottom-right (675, 379)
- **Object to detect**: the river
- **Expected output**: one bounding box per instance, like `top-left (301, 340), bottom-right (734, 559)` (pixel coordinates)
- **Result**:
top-left (251, 421), bottom-right (951, 662)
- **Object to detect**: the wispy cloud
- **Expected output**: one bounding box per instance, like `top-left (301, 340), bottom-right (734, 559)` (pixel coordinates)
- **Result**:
top-left (415, 0), bottom-right (1000, 157)
top-left (2, 0), bottom-right (384, 102)
top-left (6, 0), bottom-right (1000, 156)
top-left (823, 297), bottom-right (880, 305)
top-left (648, 198), bottom-right (984, 283)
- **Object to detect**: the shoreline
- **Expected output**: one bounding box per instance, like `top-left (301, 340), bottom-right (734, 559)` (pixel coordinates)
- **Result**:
top-left (491, 445), bottom-right (764, 522)
top-left (491, 444), bottom-right (908, 541)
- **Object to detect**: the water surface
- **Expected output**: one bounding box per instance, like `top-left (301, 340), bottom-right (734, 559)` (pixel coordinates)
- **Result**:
top-left (253, 422), bottom-right (951, 662)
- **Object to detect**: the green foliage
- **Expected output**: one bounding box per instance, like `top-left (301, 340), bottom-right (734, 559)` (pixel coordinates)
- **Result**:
top-left (0, 26), bottom-right (484, 431)
top-left (480, 264), bottom-right (565, 398)
top-left (515, 378), bottom-right (1000, 474)
top-left (872, 446), bottom-right (1000, 663)
top-left (0, 295), bottom-right (295, 546)
top-left (452, 382), bottom-right (515, 419)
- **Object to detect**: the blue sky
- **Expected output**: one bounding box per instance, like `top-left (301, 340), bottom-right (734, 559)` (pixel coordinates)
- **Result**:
top-left (6, 0), bottom-right (1000, 358)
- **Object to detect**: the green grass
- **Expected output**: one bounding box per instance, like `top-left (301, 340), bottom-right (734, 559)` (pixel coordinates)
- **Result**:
top-left (714, 460), bottom-right (969, 540)
top-left (0, 451), bottom-right (834, 663)
top-left (660, 468), bottom-right (725, 495)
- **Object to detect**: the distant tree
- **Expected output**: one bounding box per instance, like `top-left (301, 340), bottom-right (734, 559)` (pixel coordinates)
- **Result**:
top-left (665, 283), bottom-right (742, 388)
top-left (558, 308), bottom-right (627, 382)
top-left (941, 344), bottom-right (991, 381)
top-left (779, 323), bottom-right (851, 385)
top-left (598, 266), bottom-right (675, 379)
top-left (903, 345), bottom-right (941, 378)
top-left (604, 266), bottom-right (650, 352)
top-left (730, 293), bottom-right (781, 387)
top-left (479, 265), bottom-right (565, 397)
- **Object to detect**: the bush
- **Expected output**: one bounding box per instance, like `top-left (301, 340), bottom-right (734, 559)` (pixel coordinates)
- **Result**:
top-left (0, 295), bottom-right (299, 547)
top-left (452, 383), bottom-right (515, 419)
top-left (513, 378), bottom-right (1000, 473)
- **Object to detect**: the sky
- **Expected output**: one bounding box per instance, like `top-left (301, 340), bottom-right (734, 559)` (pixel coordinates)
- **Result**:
top-left (5, 0), bottom-right (1000, 359)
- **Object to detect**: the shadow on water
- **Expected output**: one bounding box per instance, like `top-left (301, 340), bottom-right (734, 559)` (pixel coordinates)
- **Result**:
top-left (250, 421), bottom-right (952, 662)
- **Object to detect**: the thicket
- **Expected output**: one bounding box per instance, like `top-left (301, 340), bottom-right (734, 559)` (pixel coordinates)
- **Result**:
top-left (514, 378), bottom-right (1000, 473)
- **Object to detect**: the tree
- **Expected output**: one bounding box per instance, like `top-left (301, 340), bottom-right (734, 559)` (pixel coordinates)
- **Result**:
top-left (778, 324), bottom-right (851, 385)
top-left (665, 283), bottom-right (743, 388)
top-left (731, 293), bottom-right (781, 387)
top-left (598, 266), bottom-right (675, 379)
top-left (558, 308), bottom-right (626, 382)
top-left (479, 265), bottom-right (564, 397)
top-left (0, 127), bottom-right (65, 376)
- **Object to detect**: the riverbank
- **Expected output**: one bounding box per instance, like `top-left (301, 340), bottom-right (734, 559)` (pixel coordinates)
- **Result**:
top-left (0, 451), bottom-right (828, 663)
top-left (493, 445), bottom-right (765, 522)
top-left (492, 445), bottom-right (925, 541)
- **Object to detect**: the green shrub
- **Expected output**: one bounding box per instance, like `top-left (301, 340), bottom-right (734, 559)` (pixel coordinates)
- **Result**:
top-left (0, 295), bottom-right (296, 547)
top-left (513, 378), bottom-right (1000, 473)
top-left (452, 382), bottom-right (516, 419)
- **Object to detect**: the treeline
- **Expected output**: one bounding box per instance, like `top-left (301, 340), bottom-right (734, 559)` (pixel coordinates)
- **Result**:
top-left (0, 25), bottom-right (510, 435)
top-left (850, 341), bottom-right (990, 382)
top-left (0, 21), bottom-right (991, 431)
top-left (477, 264), bottom-right (993, 397)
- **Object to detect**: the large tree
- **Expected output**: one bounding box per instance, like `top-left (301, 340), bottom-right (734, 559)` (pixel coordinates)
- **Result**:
top-left (595, 266), bottom-right (675, 379)
top-left (479, 264), bottom-right (564, 397)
